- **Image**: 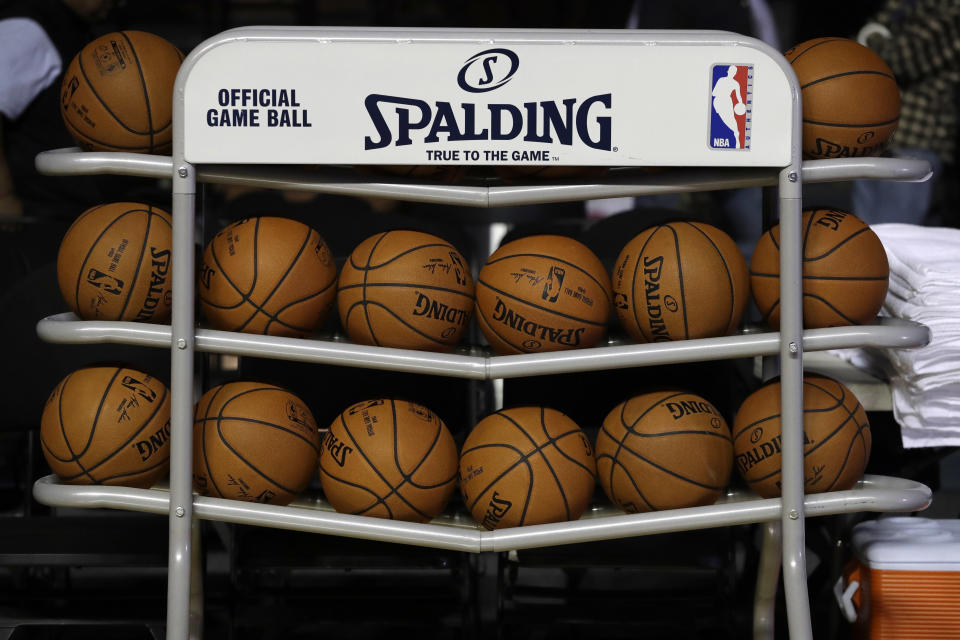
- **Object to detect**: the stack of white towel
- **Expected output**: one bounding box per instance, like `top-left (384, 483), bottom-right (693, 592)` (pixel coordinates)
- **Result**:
top-left (841, 223), bottom-right (960, 448)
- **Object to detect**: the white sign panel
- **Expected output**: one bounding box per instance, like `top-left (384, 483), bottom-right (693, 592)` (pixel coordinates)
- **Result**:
top-left (182, 33), bottom-right (793, 167)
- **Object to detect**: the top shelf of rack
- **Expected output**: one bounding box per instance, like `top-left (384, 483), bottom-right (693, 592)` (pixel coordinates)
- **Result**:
top-left (35, 149), bottom-right (932, 208)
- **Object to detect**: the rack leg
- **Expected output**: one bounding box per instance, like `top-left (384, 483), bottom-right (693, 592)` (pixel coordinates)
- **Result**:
top-left (777, 167), bottom-right (812, 640)
top-left (190, 518), bottom-right (204, 639)
top-left (167, 166), bottom-right (198, 640)
top-left (753, 521), bottom-right (781, 640)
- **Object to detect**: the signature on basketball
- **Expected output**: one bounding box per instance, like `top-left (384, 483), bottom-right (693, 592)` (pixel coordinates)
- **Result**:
top-left (510, 269), bottom-right (543, 286)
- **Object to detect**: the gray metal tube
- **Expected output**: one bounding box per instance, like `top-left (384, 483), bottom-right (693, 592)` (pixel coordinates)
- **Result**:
top-left (166, 160), bottom-right (196, 638)
top-left (34, 313), bottom-right (930, 377)
top-left (778, 164), bottom-right (812, 639)
top-left (754, 521), bottom-right (781, 640)
top-left (32, 473), bottom-right (931, 553)
top-left (34, 150), bottom-right (932, 207)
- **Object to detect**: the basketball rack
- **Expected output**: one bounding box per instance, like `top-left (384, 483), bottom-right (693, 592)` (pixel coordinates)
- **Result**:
top-left (33, 28), bottom-right (934, 640)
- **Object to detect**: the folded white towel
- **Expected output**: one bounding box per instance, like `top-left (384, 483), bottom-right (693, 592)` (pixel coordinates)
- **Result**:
top-left (827, 223), bottom-right (960, 448)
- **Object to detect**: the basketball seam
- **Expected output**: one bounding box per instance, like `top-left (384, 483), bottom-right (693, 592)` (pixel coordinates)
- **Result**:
top-left (475, 301), bottom-right (527, 354)
top-left (318, 465), bottom-right (389, 517)
top-left (75, 34), bottom-right (158, 135)
top-left (630, 227), bottom-right (663, 342)
top-left (803, 226), bottom-right (871, 261)
top-left (822, 427), bottom-right (864, 492)
top-left (213, 386), bottom-right (318, 495)
top-left (359, 401), bottom-right (445, 520)
top-left (680, 221), bottom-right (738, 334)
top-left (732, 381), bottom-right (847, 441)
top-left (203, 221), bottom-right (259, 323)
top-left (94, 458), bottom-right (169, 484)
top-left (800, 69), bottom-right (896, 90)
top-left (604, 392), bottom-right (687, 492)
top-left (119, 31), bottom-right (156, 151)
top-left (261, 278), bottom-right (337, 330)
top-left (802, 117), bottom-right (900, 128)
top-left (73, 207), bottom-right (150, 317)
top-left (460, 442), bottom-right (533, 517)
top-left (476, 279), bottom-right (608, 327)
top-left (197, 415), bottom-right (321, 453)
top-left (786, 38), bottom-right (846, 64)
top-left (342, 299), bottom-right (455, 347)
top-left (199, 383), bottom-right (233, 498)
top-left (337, 281), bottom-right (474, 299)
top-left (350, 240), bottom-right (460, 271)
top-left (615, 441), bottom-right (726, 490)
top-left (750, 272), bottom-right (888, 281)
top-left (362, 232), bottom-right (390, 346)
top-left (336, 406), bottom-right (433, 521)
top-left (803, 292), bottom-right (862, 324)
top-left (670, 225), bottom-right (691, 340)
top-left (802, 208), bottom-right (818, 260)
top-left (116, 205), bottom-right (153, 319)
top-left (392, 403), bottom-right (453, 488)
top-left (743, 383), bottom-right (859, 485)
top-left (535, 408), bottom-right (572, 520)
top-left (484, 251), bottom-right (611, 305)
top-left (45, 374), bottom-right (95, 483)
top-left (596, 453), bottom-right (656, 512)
top-left (625, 429), bottom-right (732, 440)
top-left (238, 225), bottom-right (312, 334)
top-left (746, 408), bottom-right (859, 484)
top-left (62, 116), bottom-right (163, 150)
top-left (480, 410), bottom-right (594, 523)
top-left (468, 413), bottom-right (554, 527)
top-left (56, 376), bottom-right (169, 483)
top-left (77, 368), bottom-right (125, 459)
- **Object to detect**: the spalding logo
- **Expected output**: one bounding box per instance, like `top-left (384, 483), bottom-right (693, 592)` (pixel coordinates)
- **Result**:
top-left (457, 48), bottom-right (519, 93)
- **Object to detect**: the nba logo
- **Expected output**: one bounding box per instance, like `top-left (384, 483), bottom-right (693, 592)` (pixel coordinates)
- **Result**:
top-left (709, 64), bottom-right (753, 150)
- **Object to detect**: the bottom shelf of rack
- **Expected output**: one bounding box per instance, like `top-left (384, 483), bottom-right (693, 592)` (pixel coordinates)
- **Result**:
top-left (34, 474), bottom-right (930, 553)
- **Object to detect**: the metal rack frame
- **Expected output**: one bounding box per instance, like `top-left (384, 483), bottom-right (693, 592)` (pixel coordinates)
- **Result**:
top-left (33, 28), bottom-right (934, 640)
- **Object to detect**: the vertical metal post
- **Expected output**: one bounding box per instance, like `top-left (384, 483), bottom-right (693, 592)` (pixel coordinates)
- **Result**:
top-left (167, 66), bottom-right (198, 635)
top-left (753, 521), bottom-right (781, 640)
top-left (190, 517), bottom-right (204, 639)
top-left (778, 162), bottom-right (811, 640)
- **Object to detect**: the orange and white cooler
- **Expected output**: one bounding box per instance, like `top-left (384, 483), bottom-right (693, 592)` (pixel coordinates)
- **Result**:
top-left (835, 517), bottom-right (960, 639)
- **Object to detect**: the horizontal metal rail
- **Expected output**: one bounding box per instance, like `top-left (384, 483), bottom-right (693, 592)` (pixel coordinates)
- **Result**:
top-left (33, 474), bottom-right (931, 553)
top-left (36, 312), bottom-right (929, 378)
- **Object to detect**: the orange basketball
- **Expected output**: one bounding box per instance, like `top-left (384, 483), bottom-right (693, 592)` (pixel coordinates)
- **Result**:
top-left (612, 221), bottom-right (749, 342)
top-left (193, 381), bottom-right (321, 506)
top-left (459, 406), bottom-right (597, 530)
top-left (475, 235), bottom-right (612, 354)
top-left (337, 230), bottom-right (475, 351)
top-left (57, 202), bottom-right (172, 322)
top-left (785, 37), bottom-right (900, 159)
top-left (732, 374), bottom-right (871, 498)
top-left (750, 207), bottom-right (889, 328)
top-left (40, 366), bottom-right (171, 489)
top-left (595, 391), bottom-right (733, 513)
top-left (198, 216), bottom-right (338, 338)
top-left (318, 399), bottom-right (459, 522)
top-left (60, 31), bottom-right (184, 153)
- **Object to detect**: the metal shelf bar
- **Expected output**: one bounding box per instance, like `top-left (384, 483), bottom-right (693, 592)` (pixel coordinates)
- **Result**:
top-left (32, 474), bottom-right (931, 553)
top-left (35, 312), bottom-right (930, 378)
top-left (35, 149), bottom-right (932, 208)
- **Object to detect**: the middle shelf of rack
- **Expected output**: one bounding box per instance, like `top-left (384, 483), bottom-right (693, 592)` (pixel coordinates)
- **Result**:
top-left (37, 312), bottom-right (930, 378)
top-left (33, 473), bottom-right (932, 552)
